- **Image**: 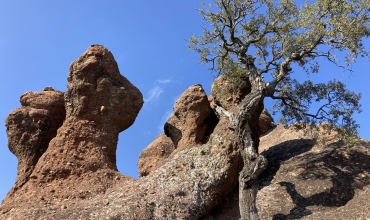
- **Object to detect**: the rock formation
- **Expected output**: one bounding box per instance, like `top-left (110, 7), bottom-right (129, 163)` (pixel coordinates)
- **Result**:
top-left (2, 44), bottom-right (367, 220)
top-left (164, 84), bottom-right (218, 150)
top-left (259, 108), bottom-right (274, 134)
top-left (204, 125), bottom-right (370, 220)
top-left (1, 44), bottom-right (144, 217)
top-left (208, 75), bottom-right (251, 114)
top-left (0, 45), bottom-right (245, 219)
top-left (5, 88), bottom-right (65, 197)
top-left (138, 77), bottom-right (273, 178)
top-left (137, 133), bottom-right (175, 177)
top-left (138, 84), bottom-right (220, 178)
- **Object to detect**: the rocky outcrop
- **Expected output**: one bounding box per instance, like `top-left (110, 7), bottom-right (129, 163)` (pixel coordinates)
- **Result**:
top-left (1, 45), bottom-right (144, 216)
top-left (5, 88), bottom-right (65, 197)
top-left (31, 44), bottom-right (144, 183)
top-left (203, 125), bottom-right (370, 220)
top-left (137, 133), bottom-right (175, 177)
top-left (138, 84), bottom-right (220, 178)
top-left (138, 76), bottom-right (274, 178)
top-left (259, 108), bottom-right (274, 134)
top-left (2, 44), bottom-right (369, 220)
top-left (164, 84), bottom-right (218, 150)
top-left (0, 45), bottom-right (241, 219)
top-left (208, 75), bottom-right (251, 114)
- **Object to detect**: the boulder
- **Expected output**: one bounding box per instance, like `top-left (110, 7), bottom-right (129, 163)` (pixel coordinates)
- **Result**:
top-left (5, 89), bottom-right (65, 197)
top-left (137, 133), bottom-right (175, 177)
top-left (164, 84), bottom-right (218, 150)
top-left (209, 75), bottom-right (251, 114)
top-left (259, 108), bottom-right (274, 134)
top-left (209, 75), bottom-right (272, 134)
top-left (1, 45), bottom-right (143, 215)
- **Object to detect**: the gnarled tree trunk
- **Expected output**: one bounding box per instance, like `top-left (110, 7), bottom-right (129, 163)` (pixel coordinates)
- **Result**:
top-left (229, 63), bottom-right (268, 220)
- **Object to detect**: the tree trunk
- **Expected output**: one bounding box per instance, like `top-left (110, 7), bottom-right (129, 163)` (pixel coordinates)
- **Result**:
top-left (230, 64), bottom-right (268, 220)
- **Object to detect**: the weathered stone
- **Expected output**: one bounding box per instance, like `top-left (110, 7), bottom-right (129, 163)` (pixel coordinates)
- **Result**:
top-left (209, 75), bottom-right (251, 114)
top-left (209, 75), bottom-right (272, 134)
top-left (259, 108), bottom-right (274, 134)
top-left (3, 45), bottom-right (367, 220)
top-left (205, 125), bottom-right (370, 220)
top-left (1, 45), bottom-right (143, 215)
top-left (138, 133), bottom-right (175, 177)
top-left (5, 90), bottom-right (65, 197)
top-left (164, 84), bottom-right (218, 150)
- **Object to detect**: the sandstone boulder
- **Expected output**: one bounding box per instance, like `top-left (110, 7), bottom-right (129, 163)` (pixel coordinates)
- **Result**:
top-left (5, 89), bottom-right (65, 197)
top-left (164, 84), bottom-right (218, 150)
top-left (1, 45), bottom-right (143, 215)
top-left (209, 75), bottom-right (251, 114)
top-left (137, 133), bottom-right (175, 177)
top-left (259, 108), bottom-right (274, 134)
top-left (209, 75), bottom-right (272, 134)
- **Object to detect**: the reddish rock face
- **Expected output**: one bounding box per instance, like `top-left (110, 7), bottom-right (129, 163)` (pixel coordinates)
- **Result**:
top-left (209, 75), bottom-right (251, 114)
top-left (1, 45), bottom-right (143, 213)
top-left (32, 44), bottom-right (143, 183)
top-left (259, 108), bottom-right (274, 134)
top-left (138, 133), bottom-right (175, 177)
top-left (0, 45), bottom-right (271, 219)
top-left (138, 77), bottom-right (274, 179)
top-left (164, 84), bottom-right (218, 150)
top-left (5, 89), bottom-right (65, 196)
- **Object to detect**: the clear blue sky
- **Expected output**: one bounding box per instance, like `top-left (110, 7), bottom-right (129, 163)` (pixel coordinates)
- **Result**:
top-left (0, 1), bottom-right (369, 201)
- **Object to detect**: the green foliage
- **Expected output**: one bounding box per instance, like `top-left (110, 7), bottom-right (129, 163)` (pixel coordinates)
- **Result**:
top-left (189, 0), bottom-right (369, 137)
top-left (189, 0), bottom-right (370, 74)
top-left (274, 79), bottom-right (362, 136)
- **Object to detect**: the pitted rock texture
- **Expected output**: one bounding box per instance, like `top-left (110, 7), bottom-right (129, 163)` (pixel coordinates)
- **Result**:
top-left (202, 125), bottom-right (370, 220)
top-left (1, 111), bottom-right (243, 220)
top-left (138, 81), bottom-right (273, 178)
top-left (209, 75), bottom-right (251, 114)
top-left (139, 84), bottom-right (220, 177)
top-left (1, 45), bottom-right (143, 216)
top-left (259, 108), bottom-right (274, 134)
top-left (138, 133), bottom-right (175, 177)
top-left (164, 84), bottom-right (218, 150)
top-left (1, 46), bottom-right (241, 219)
top-left (209, 75), bottom-right (271, 134)
top-left (28, 44), bottom-right (144, 182)
top-left (5, 89), bottom-right (65, 197)
top-left (65, 44), bottom-right (143, 129)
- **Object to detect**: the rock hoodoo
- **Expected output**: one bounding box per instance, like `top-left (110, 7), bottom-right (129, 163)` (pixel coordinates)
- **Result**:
top-left (5, 88), bottom-right (65, 196)
top-left (32, 44), bottom-right (144, 182)
top-left (1, 45), bottom-right (144, 216)
top-left (164, 84), bottom-right (218, 150)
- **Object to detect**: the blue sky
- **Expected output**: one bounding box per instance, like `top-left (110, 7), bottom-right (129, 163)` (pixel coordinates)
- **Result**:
top-left (0, 1), bottom-right (369, 201)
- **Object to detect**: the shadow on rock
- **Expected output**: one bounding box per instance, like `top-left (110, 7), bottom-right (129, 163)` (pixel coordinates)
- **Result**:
top-left (259, 138), bottom-right (315, 188)
top-left (272, 139), bottom-right (370, 219)
top-left (164, 122), bottom-right (182, 147)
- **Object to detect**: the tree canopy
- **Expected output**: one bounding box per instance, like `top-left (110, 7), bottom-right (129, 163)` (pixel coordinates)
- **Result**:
top-left (189, 0), bottom-right (369, 138)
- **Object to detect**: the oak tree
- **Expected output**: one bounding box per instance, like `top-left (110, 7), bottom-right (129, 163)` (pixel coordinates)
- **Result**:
top-left (189, 0), bottom-right (369, 219)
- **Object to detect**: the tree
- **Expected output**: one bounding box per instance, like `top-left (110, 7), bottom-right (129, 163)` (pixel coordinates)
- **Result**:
top-left (188, 0), bottom-right (369, 219)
